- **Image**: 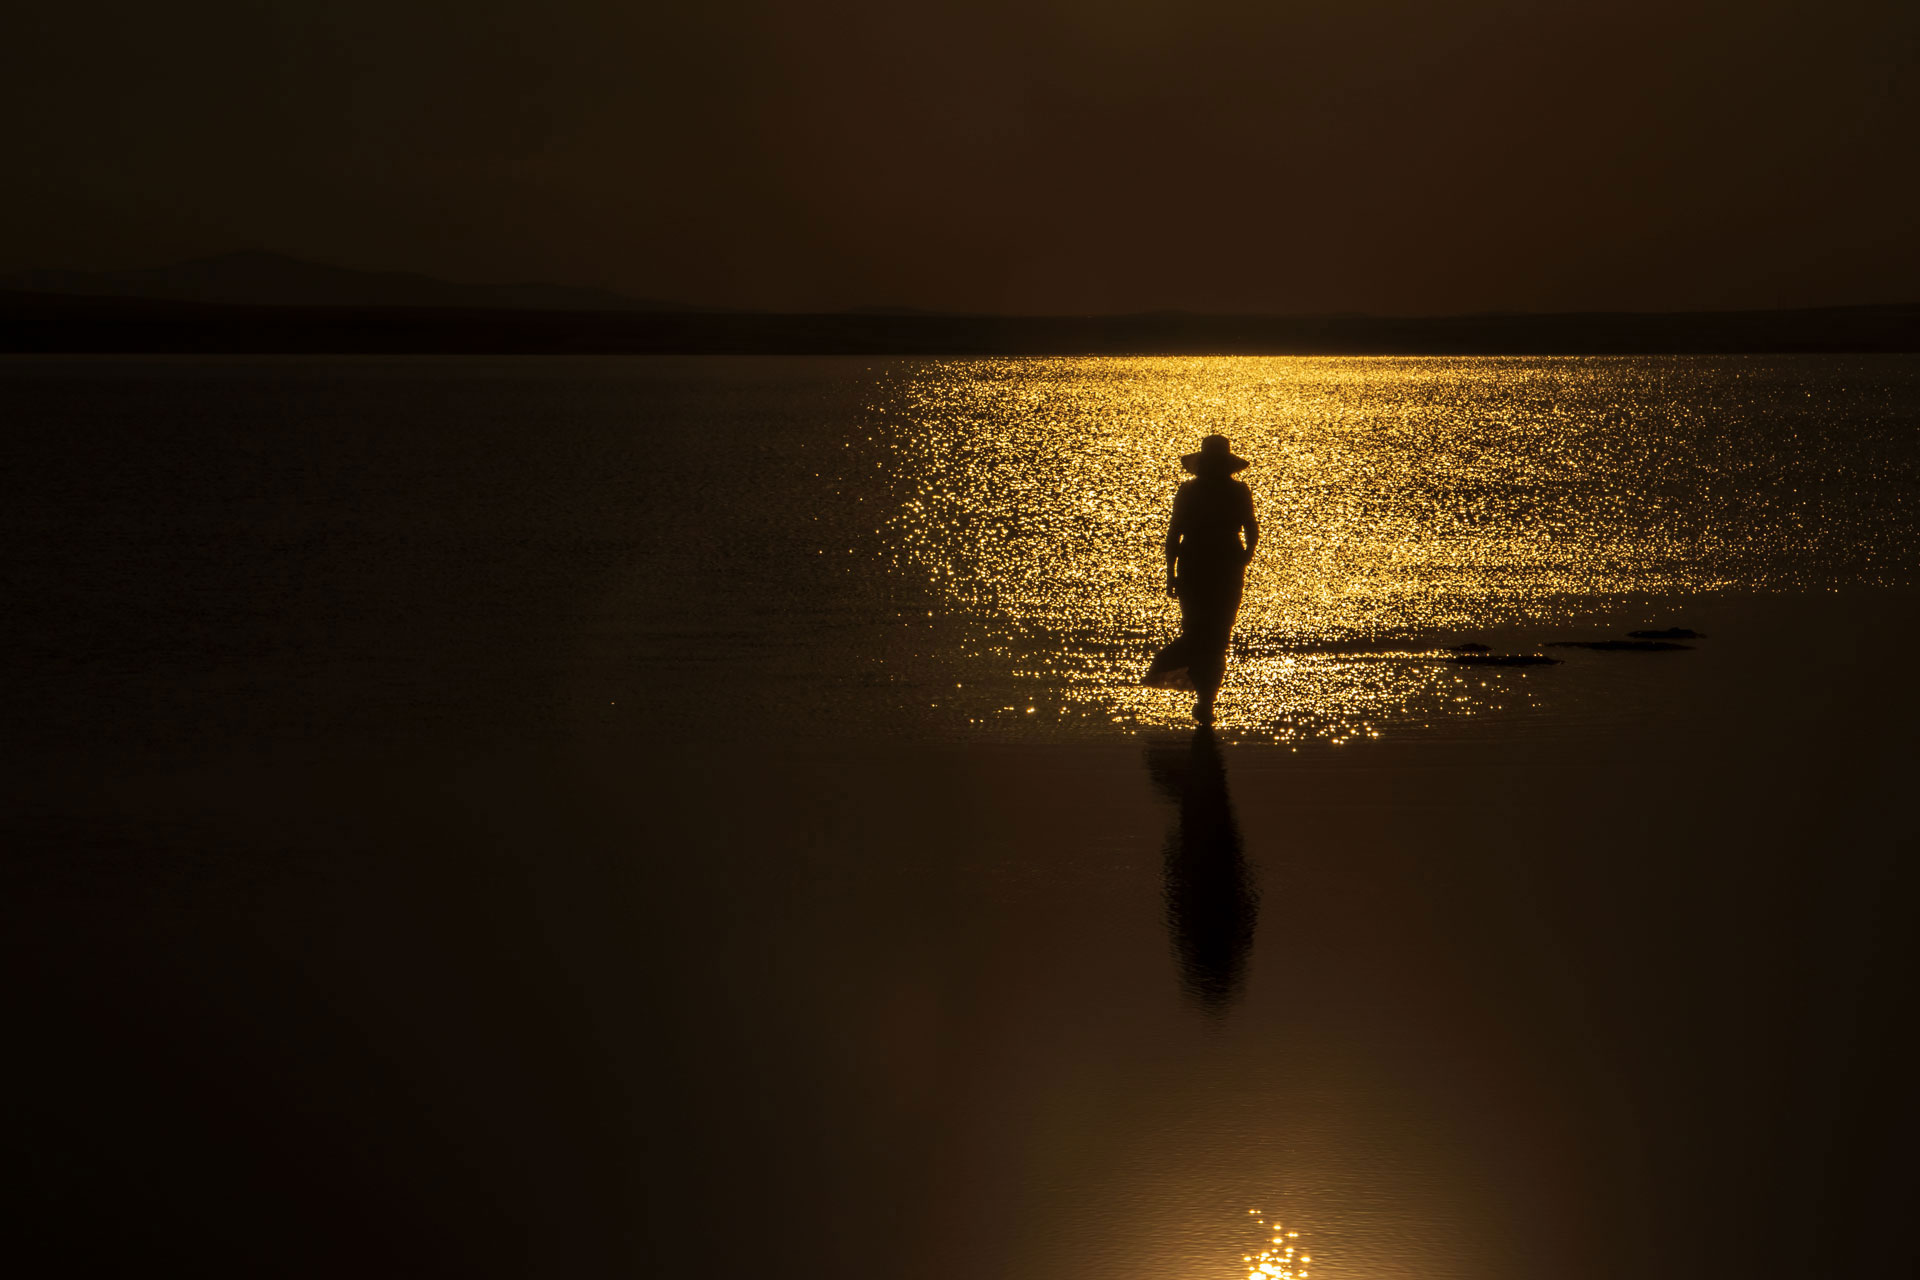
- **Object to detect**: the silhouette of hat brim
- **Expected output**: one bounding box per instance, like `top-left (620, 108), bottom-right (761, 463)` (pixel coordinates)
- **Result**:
top-left (1181, 450), bottom-right (1249, 473)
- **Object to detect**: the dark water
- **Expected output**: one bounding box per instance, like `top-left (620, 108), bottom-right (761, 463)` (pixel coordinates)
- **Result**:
top-left (6, 356), bottom-right (1919, 1279)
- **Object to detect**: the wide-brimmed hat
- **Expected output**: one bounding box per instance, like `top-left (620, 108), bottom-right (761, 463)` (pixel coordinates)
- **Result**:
top-left (1182, 434), bottom-right (1249, 474)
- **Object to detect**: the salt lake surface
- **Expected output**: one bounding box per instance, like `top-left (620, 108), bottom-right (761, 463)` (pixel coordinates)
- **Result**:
top-left (7, 355), bottom-right (1920, 1278)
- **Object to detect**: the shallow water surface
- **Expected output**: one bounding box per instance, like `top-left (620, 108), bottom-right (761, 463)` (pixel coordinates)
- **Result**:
top-left (6, 356), bottom-right (1919, 1279)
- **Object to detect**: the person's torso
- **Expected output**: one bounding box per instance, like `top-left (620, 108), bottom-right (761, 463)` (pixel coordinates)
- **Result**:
top-left (1176, 479), bottom-right (1250, 558)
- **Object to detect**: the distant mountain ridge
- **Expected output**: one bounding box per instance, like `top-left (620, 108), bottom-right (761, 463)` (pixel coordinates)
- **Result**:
top-left (6, 292), bottom-right (1917, 355)
top-left (0, 251), bottom-right (704, 312)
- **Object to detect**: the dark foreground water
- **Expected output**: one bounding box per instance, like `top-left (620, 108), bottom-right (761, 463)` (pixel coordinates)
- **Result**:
top-left (6, 356), bottom-right (1920, 1279)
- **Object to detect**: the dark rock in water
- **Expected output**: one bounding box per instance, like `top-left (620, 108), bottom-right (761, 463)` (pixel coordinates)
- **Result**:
top-left (1628, 627), bottom-right (1704, 639)
top-left (1448, 643), bottom-right (1492, 653)
top-left (1449, 653), bottom-right (1560, 666)
top-left (1548, 639), bottom-right (1693, 651)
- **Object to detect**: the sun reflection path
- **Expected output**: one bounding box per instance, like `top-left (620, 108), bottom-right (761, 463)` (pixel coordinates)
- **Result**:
top-left (1242, 1209), bottom-right (1314, 1280)
top-left (872, 356), bottom-right (1920, 739)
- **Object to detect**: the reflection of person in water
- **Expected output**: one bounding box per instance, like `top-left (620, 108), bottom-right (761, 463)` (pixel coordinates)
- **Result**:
top-left (1145, 434), bottom-right (1259, 725)
top-left (1148, 728), bottom-right (1258, 1010)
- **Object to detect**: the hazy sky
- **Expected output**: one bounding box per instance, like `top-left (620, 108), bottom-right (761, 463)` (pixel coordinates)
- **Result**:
top-left (5, 0), bottom-right (1916, 313)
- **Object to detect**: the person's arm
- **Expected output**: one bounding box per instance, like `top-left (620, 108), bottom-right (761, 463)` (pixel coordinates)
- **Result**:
top-left (1164, 488), bottom-right (1186, 597)
top-left (1242, 490), bottom-right (1260, 564)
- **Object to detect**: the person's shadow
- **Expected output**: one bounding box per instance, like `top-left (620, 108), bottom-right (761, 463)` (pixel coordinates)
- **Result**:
top-left (1146, 728), bottom-right (1259, 1011)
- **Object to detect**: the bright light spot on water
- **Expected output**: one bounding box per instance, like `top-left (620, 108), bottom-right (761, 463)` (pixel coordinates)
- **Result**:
top-left (1233, 1211), bottom-right (1316, 1280)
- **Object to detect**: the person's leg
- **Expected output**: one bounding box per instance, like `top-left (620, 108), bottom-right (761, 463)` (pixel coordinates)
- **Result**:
top-left (1193, 643), bottom-right (1225, 720)
top-left (1187, 574), bottom-right (1243, 722)
top-left (1185, 609), bottom-right (1229, 721)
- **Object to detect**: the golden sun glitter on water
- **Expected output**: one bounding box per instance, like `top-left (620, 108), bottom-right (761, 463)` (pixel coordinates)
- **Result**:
top-left (873, 356), bottom-right (1868, 738)
top-left (1243, 1209), bottom-right (1313, 1280)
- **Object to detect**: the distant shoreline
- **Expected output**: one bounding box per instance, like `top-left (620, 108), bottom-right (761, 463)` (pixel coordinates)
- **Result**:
top-left (4, 291), bottom-right (1917, 355)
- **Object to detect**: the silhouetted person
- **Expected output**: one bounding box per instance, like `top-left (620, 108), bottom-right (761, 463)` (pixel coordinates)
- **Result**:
top-left (1144, 434), bottom-right (1259, 724)
top-left (1148, 728), bottom-right (1258, 1010)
